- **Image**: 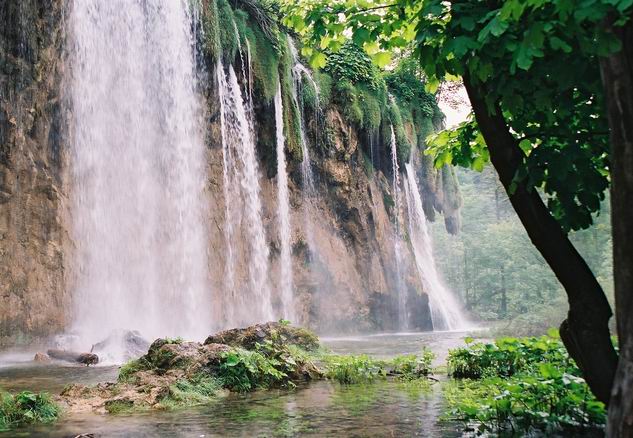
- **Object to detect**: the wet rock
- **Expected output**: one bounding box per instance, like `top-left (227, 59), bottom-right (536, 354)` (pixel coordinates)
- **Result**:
top-left (47, 349), bottom-right (99, 366)
top-left (91, 329), bottom-right (151, 361)
top-left (33, 352), bottom-right (51, 362)
top-left (204, 322), bottom-right (320, 351)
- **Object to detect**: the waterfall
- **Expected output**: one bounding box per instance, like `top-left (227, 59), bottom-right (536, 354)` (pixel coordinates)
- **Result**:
top-left (68, 0), bottom-right (211, 355)
top-left (274, 81), bottom-right (295, 321)
top-left (403, 162), bottom-right (467, 330)
top-left (217, 61), bottom-right (273, 325)
top-left (389, 126), bottom-right (408, 330)
top-left (287, 37), bottom-right (319, 260)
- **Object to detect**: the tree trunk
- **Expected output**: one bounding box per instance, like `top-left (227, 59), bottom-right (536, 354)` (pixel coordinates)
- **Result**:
top-left (601, 16), bottom-right (633, 437)
top-left (463, 75), bottom-right (618, 405)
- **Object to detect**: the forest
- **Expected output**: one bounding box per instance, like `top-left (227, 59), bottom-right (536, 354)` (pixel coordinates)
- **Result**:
top-left (0, 0), bottom-right (631, 436)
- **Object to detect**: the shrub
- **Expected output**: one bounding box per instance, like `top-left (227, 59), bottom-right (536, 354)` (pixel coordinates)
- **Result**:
top-left (0, 391), bottom-right (60, 431)
top-left (322, 354), bottom-right (387, 384)
top-left (444, 332), bottom-right (605, 435)
top-left (447, 332), bottom-right (574, 379)
top-left (391, 348), bottom-right (434, 380)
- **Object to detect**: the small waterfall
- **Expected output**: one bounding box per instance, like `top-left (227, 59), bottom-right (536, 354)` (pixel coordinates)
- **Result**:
top-left (389, 126), bottom-right (408, 330)
top-left (403, 162), bottom-right (467, 330)
top-left (287, 37), bottom-right (319, 257)
top-left (68, 0), bottom-right (211, 355)
top-left (217, 61), bottom-right (273, 325)
top-left (274, 81), bottom-right (294, 321)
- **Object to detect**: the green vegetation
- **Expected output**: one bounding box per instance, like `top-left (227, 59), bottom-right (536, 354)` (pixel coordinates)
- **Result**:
top-left (432, 167), bottom-right (613, 331)
top-left (162, 374), bottom-right (222, 407)
top-left (322, 348), bottom-right (435, 384)
top-left (0, 391), bottom-right (60, 431)
top-left (282, 0), bottom-right (632, 411)
top-left (322, 355), bottom-right (387, 384)
top-left (444, 334), bottom-right (606, 435)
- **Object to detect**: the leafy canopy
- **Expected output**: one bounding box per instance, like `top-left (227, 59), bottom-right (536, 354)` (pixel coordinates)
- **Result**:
top-left (281, 0), bottom-right (632, 231)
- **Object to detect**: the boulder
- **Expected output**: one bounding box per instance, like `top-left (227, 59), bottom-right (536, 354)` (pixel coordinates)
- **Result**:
top-left (204, 322), bottom-right (319, 351)
top-left (33, 352), bottom-right (51, 363)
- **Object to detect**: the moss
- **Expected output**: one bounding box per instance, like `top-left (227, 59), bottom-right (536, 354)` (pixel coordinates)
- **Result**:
top-left (387, 102), bottom-right (412, 164)
top-left (278, 37), bottom-right (303, 161)
top-left (314, 71), bottom-right (333, 108)
top-left (201, 0), bottom-right (221, 60)
top-left (0, 391), bottom-right (60, 431)
top-left (217, 0), bottom-right (239, 62)
top-left (238, 13), bottom-right (280, 102)
top-left (118, 358), bottom-right (151, 383)
top-left (104, 399), bottom-right (137, 415)
top-left (357, 84), bottom-right (383, 132)
top-left (442, 165), bottom-right (463, 212)
top-left (160, 374), bottom-right (221, 408)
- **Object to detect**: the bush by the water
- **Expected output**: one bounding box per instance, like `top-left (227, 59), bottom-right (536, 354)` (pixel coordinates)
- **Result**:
top-left (0, 391), bottom-right (60, 431)
top-left (323, 348), bottom-right (435, 384)
top-left (445, 332), bottom-right (606, 435)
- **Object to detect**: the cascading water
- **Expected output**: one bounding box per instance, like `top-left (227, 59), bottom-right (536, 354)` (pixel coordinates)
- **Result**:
top-left (217, 61), bottom-right (273, 326)
top-left (288, 37), bottom-right (319, 260)
top-left (403, 162), bottom-right (467, 330)
top-left (68, 0), bottom-right (211, 358)
top-left (274, 81), bottom-right (295, 321)
top-left (388, 126), bottom-right (408, 330)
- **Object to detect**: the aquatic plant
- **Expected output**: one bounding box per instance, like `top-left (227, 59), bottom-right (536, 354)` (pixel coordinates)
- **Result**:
top-left (0, 391), bottom-right (60, 431)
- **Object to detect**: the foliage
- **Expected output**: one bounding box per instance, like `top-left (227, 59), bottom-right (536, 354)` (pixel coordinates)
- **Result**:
top-left (0, 391), bottom-right (60, 431)
top-left (323, 42), bottom-right (383, 90)
top-left (322, 349), bottom-right (436, 384)
top-left (390, 348), bottom-right (434, 380)
top-left (445, 334), bottom-right (606, 434)
top-left (447, 332), bottom-right (574, 379)
top-left (280, 0), bottom-right (632, 232)
top-left (322, 354), bottom-right (387, 384)
top-left (216, 334), bottom-right (318, 392)
top-left (163, 374), bottom-right (222, 407)
top-left (385, 57), bottom-right (437, 118)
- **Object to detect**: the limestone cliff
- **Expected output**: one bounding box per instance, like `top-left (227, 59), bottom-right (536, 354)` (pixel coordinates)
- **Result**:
top-left (0, 0), bottom-right (69, 345)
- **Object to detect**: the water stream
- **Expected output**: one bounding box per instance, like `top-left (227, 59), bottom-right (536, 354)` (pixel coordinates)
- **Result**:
top-left (389, 125), bottom-right (409, 330)
top-left (274, 80), bottom-right (295, 321)
top-left (217, 62), bottom-right (273, 326)
top-left (68, 0), bottom-right (211, 358)
top-left (404, 162), bottom-right (468, 330)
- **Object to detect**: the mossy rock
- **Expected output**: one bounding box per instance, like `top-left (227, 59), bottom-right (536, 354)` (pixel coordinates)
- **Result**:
top-left (204, 322), bottom-right (320, 351)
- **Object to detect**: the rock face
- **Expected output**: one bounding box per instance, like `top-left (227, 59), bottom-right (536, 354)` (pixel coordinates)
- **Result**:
top-left (0, 1), bottom-right (459, 345)
top-left (0, 0), bottom-right (70, 346)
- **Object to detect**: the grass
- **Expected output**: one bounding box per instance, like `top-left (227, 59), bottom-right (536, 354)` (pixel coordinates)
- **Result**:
top-left (0, 391), bottom-right (60, 431)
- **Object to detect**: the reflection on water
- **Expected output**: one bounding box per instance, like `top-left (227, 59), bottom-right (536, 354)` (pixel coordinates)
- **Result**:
top-left (0, 332), bottom-right (471, 437)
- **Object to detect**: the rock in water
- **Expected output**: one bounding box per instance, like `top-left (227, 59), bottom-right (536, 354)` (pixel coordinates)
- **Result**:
top-left (34, 352), bottom-right (51, 363)
top-left (204, 321), bottom-right (320, 351)
top-left (91, 330), bottom-right (151, 361)
top-left (47, 349), bottom-right (99, 366)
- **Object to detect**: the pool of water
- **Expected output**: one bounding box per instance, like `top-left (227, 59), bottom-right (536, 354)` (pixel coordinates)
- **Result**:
top-left (0, 331), bottom-right (473, 437)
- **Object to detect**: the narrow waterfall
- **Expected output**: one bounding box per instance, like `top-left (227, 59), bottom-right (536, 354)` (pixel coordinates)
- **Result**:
top-left (68, 0), bottom-right (211, 354)
top-left (389, 126), bottom-right (408, 330)
top-left (287, 38), bottom-right (319, 259)
top-left (403, 162), bottom-right (467, 330)
top-left (274, 80), bottom-right (295, 321)
top-left (217, 62), bottom-right (273, 325)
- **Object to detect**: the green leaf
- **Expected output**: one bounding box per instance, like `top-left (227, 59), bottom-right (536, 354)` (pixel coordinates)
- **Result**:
top-left (372, 51), bottom-right (392, 67)
top-left (309, 52), bottom-right (327, 69)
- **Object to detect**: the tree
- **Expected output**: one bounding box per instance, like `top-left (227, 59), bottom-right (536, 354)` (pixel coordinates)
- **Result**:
top-left (282, 0), bottom-right (632, 407)
top-left (601, 15), bottom-right (633, 437)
